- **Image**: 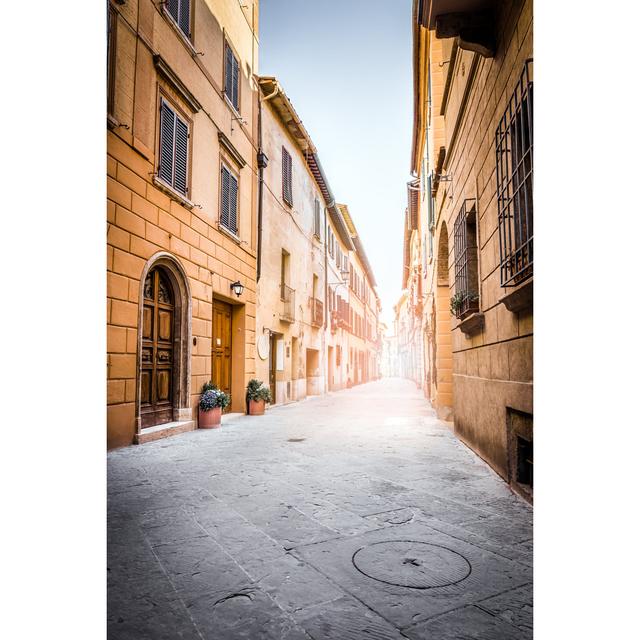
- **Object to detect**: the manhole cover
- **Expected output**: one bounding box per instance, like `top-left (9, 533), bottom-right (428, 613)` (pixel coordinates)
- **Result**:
top-left (352, 540), bottom-right (471, 589)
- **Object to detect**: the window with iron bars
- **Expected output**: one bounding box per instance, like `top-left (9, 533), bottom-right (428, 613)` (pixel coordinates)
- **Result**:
top-left (452, 199), bottom-right (479, 319)
top-left (496, 59), bottom-right (533, 287)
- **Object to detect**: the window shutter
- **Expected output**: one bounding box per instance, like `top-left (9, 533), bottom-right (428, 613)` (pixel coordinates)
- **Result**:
top-left (229, 173), bottom-right (238, 234)
top-left (225, 45), bottom-right (233, 102)
top-left (282, 148), bottom-right (292, 205)
top-left (159, 101), bottom-right (175, 186)
top-left (167, 0), bottom-right (179, 24)
top-left (174, 116), bottom-right (189, 196)
top-left (221, 166), bottom-right (230, 229)
top-left (232, 54), bottom-right (239, 111)
top-left (178, 0), bottom-right (190, 38)
top-left (314, 199), bottom-right (321, 237)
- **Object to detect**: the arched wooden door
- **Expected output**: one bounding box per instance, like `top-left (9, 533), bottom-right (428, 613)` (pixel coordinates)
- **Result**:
top-left (140, 267), bottom-right (175, 427)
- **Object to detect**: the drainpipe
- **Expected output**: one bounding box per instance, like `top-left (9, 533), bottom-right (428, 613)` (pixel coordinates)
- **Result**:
top-left (256, 99), bottom-right (269, 282)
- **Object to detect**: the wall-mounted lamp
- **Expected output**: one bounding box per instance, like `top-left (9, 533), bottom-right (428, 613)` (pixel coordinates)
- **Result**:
top-left (230, 280), bottom-right (244, 297)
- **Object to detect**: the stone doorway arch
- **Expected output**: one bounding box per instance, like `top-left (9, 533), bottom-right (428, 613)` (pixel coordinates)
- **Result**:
top-left (135, 252), bottom-right (192, 437)
top-left (434, 222), bottom-right (453, 420)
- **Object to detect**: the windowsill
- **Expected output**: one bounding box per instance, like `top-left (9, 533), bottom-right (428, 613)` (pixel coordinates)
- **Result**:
top-left (455, 311), bottom-right (484, 335)
top-left (217, 223), bottom-right (242, 244)
top-left (162, 7), bottom-right (198, 57)
top-left (152, 176), bottom-right (194, 210)
top-left (499, 278), bottom-right (533, 313)
top-left (224, 94), bottom-right (241, 119)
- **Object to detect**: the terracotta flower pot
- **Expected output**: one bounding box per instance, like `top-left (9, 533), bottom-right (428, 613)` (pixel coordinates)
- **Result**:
top-left (248, 399), bottom-right (265, 416)
top-left (199, 406), bottom-right (222, 429)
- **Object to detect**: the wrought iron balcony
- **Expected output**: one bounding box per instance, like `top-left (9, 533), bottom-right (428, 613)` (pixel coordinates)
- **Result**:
top-left (310, 297), bottom-right (323, 328)
top-left (280, 284), bottom-right (295, 323)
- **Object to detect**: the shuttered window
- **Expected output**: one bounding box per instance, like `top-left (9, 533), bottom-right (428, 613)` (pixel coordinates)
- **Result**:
top-left (282, 147), bottom-right (293, 206)
top-left (165, 0), bottom-right (191, 39)
top-left (220, 164), bottom-right (239, 235)
top-left (313, 198), bottom-right (321, 238)
top-left (158, 99), bottom-right (190, 197)
top-left (224, 43), bottom-right (240, 112)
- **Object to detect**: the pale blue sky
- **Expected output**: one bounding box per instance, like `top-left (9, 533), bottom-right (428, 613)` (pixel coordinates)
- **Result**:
top-left (259, 0), bottom-right (413, 328)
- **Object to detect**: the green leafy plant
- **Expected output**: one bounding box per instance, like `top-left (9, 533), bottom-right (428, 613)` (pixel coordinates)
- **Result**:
top-left (246, 378), bottom-right (272, 403)
top-left (201, 381), bottom-right (217, 394)
top-left (450, 292), bottom-right (479, 316)
top-left (199, 387), bottom-right (231, 411)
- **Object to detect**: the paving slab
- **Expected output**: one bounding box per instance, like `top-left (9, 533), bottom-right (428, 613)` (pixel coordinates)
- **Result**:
top-left (107, 378), bottom-right (532, 639)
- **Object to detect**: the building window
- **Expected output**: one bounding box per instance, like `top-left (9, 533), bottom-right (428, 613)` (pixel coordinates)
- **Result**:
top-left (224, 42), bottom-right (240, 112)
top-left (282, 147), bottom-right (293, 206)
top-left (107, 3), bottom-right (116, 116)
top-left (313, 198), bottom-right (321, 239)
top-left (158, 98), bottom-right (190, 197)
top-left (220, 163), bottom-right (239, 235)
top-left (452, 199), bottom-right (479, 319)
top-left (496, 59), bottom-right (533, 287)
top-left (164, 0), bottom-right (191, 39)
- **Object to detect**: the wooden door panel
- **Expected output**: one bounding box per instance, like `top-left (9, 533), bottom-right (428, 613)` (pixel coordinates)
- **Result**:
top-left (140, 268), bottom-right (175, 428)
top-left (143, 307), bottom-right (153, 339)
top-left (158, 309), bottom-right (172, 341)
top-left (140, 370), bottom-right (152, 404)
top-left (212, 300), bottom-right (232, 410)
top-left (156, 370), bottom-right (171, 402)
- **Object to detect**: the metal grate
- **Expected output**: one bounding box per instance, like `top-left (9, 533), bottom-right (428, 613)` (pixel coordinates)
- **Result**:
top-left (453, 199), bottom-right (479, 319)
top-left (496, 59), bottom-right (533, 287)
top-left (310, 297), bottom-right (323, 327)
top-left (280, 284), bottom-right (295, 323)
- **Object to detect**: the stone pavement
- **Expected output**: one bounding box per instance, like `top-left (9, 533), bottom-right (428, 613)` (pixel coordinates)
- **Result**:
top-left (108, 378), bottom-right (532, 639)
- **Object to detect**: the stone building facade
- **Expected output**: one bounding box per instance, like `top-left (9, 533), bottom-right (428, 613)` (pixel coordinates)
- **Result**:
top-left (408, 0), bottom-right (533, 501)
top-left (107, 0), bottom-right (260, 448)
top-left (338, 205), bottom-right (381, 387)
top-left (254, 77), bottom-right (328, 405)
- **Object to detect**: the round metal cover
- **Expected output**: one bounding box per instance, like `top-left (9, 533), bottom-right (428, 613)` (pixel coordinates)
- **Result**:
top-left (352, 540), bottom-right (471, 589)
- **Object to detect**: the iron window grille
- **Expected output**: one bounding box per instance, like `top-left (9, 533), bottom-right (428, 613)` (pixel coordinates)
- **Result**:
top-left (220, 164), bottom-right (239, 235)
top-left (496, 59), bottom-right (533, 287)
top-left (158, 98), bottom-right (189, 197)
top-left (453, 199), bottom-right (480, 319)
top-left (224, 42), bottom-right (240, 112)
top-left (282, 147), bottom-right (293, 206)
top-left (164, 0), bottom-right (191, 39)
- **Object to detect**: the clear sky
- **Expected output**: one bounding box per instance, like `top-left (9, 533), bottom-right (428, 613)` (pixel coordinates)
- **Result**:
top-left (259, 0), bottom-right (413, 330)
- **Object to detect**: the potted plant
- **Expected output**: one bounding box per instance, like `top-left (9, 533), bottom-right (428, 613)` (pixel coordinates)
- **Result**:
top-left (450, 292), bottom-right (479, 318)
top-left (198, 382), bottom-right (230, 429)
top-left (246, 378), bottom-right (272, 416)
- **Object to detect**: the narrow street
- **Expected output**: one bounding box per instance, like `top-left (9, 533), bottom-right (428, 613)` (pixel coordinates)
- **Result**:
top-left (108, 378), bottom-right (532, 639)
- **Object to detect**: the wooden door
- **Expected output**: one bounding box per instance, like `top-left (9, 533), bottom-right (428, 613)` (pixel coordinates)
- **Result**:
top-left (140, 268), bottom-right (175, 427)
top-left (212, 300), bottom-right (232, 410)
